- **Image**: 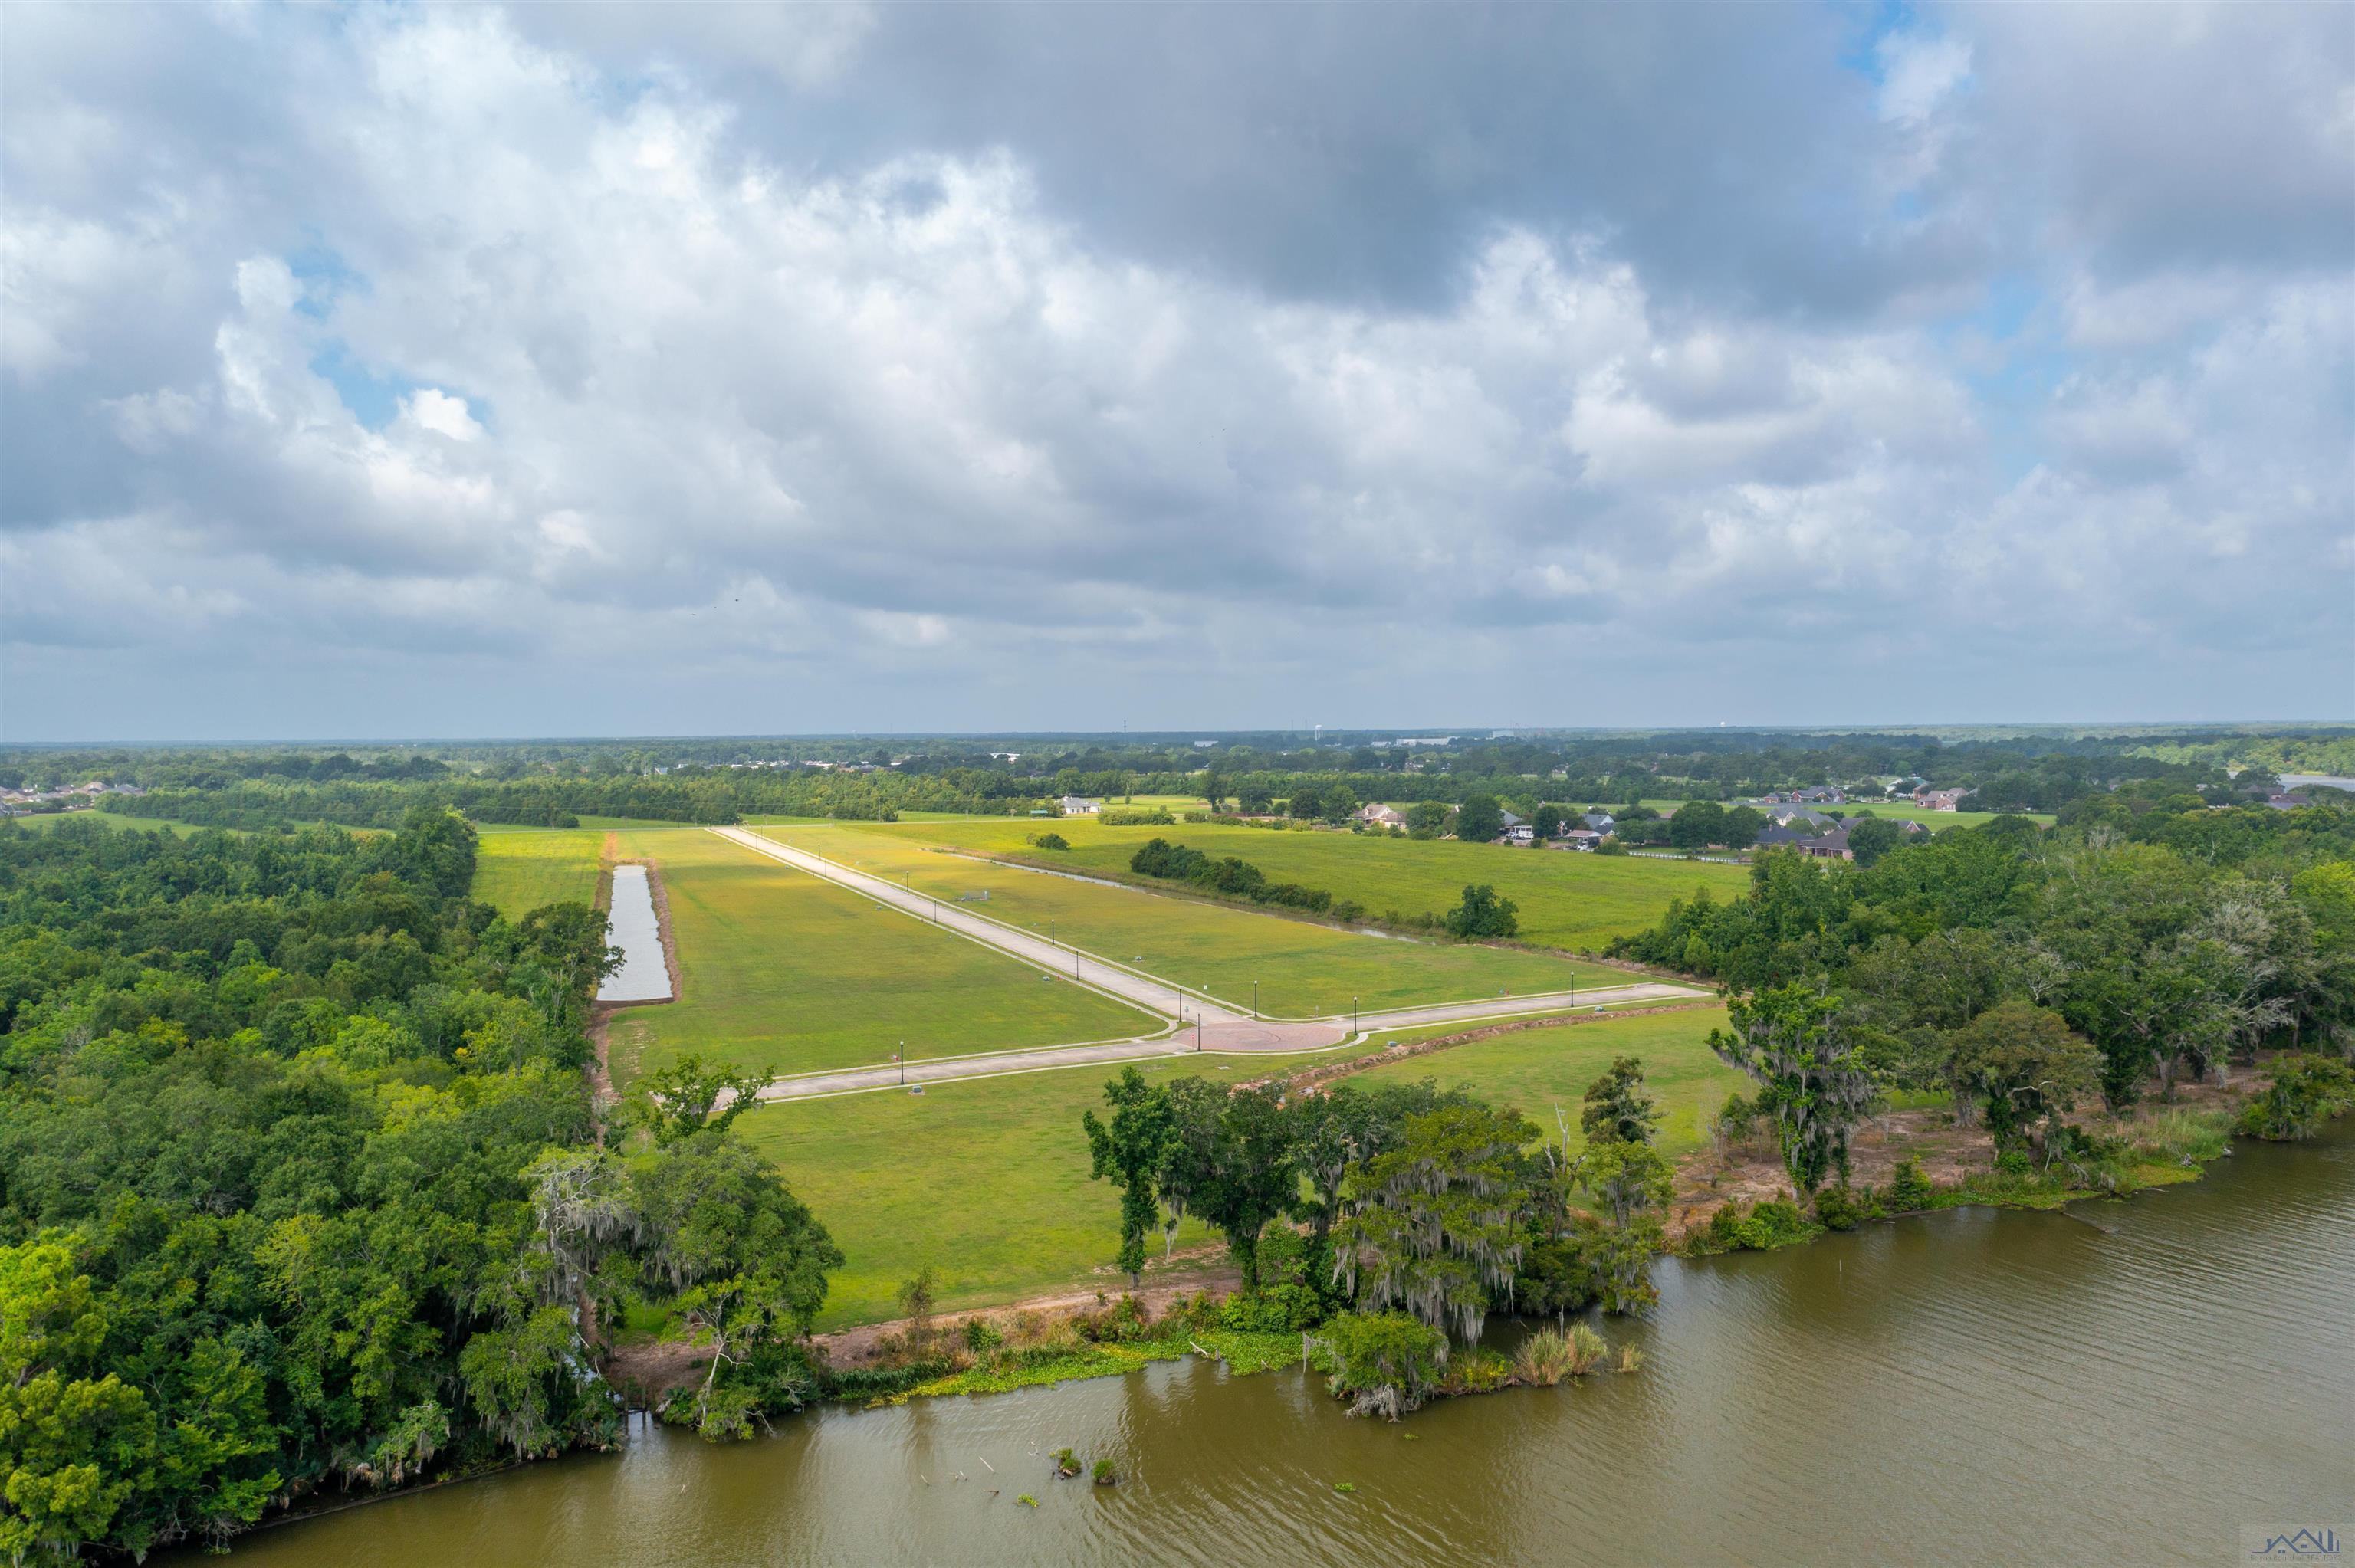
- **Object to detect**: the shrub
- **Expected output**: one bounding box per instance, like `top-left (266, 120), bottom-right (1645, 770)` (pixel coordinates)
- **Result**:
top-left (1028, 832), bottom-right (1070, 850)
top-left (1616, 1343), bottom-right (1645, 1374)
top-left (1220, 1281), bottom-right (1329, 1333)
top-left (1053, 1448), bottom-right (1079, 1478)
top-left (1444, 883), bottom-right (1519, 939)
top-left (1694, 1198), bottom-right (1820, 1254)
top-left (1442, 1349), bottom-right (1514, 1395)
top-left (1811, 1183), bottom-right (1866, 1232)
top-left (1512, 1324), bottom-right (1607, 1386)
top-left (963, 1317), bottom-right (1003, 1353)
top-left (1100, 807), bottom-right (1174, 826)
top-left (1886, 1156), bottom-right (1934, 1212)
top-left (2235, 1053), bottom-right (2355, 1141)
top-left (1092, 1459), bottom-right (1117, 1485)
top-left (1309, 1311), bottom-right (1449, 1419)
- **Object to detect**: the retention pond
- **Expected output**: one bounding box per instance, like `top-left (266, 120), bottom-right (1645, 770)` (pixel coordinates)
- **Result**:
top-left (596, 863), bottom-right (671, 1002)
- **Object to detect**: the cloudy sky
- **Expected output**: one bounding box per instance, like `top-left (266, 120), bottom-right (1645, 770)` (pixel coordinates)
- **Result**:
top-left (3, 2), bottom-right (2349, 740)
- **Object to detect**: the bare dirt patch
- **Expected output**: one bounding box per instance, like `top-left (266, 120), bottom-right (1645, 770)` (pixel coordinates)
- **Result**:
top-left (813, 1249), bottom-right (1241, 1368)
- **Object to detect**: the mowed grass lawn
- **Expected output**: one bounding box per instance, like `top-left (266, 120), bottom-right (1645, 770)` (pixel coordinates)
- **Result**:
top-left (739, 1005), bottom-right (1736, 1329)
top-left (831, 815), bottom-right (1746, 954)
top-left (1355, 1004), bottom-right (1742, 1159)
top-left (737, 1048), bottom-right (1340, 1328)
top-left (757, 824), bottom-right (1611, 1018)
top-left (606, 828), bottom-right (1155, 1089)
top-left (470, 827), bottom-right (606, 915)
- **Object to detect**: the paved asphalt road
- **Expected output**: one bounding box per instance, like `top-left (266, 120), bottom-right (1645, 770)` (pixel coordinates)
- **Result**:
top-left (705, 826), bottom-right (1706, 1101)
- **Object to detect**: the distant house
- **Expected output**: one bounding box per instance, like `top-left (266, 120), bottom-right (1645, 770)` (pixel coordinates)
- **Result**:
top-left (1764, 805), bottom-right (1838, 828)
top-left (1356, 803), bottom-right (1407, 830)
top-left (1558, 828), bottom-right (1602, 851)
top-left (1795, 786), bottom-right (1846, 805)
top-left (1913, 789), bottom-right (1969, 812)
top-left (1757, 825), bottom-right (1853, 860)
top-left (2266, 793), bottom-right (2312, 812)
top-left (1581, 811), bottom-right (1616, 833)
top-left (1057, 795), bottom-right (1102, 816)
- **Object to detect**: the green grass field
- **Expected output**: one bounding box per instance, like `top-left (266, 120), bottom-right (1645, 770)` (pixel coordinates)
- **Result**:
top-left (821, 815), bottom-right (1745, 954)
top-left (471, 828), bottom-right (606, 915)
top-left (737, 1004), bottom-right (1735, 1328)
top-left (1354, 1004), bottom-right (1742, 1158)
top-left (6, 812), bottom-right (211, 837)
top-left (737, 1048), bottom-right (1339, 1327)
top-left (606, 828), bottom-right (1156, 1089)
top-left (755, 823), bottom-right (1613, 1018)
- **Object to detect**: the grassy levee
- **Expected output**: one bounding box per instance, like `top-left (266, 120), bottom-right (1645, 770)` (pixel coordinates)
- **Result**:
top-left (820, 815), bottom-right (1746, 955)
top-left (1352, 1004), bottom-right (1742, 1159)
top-left (471, 827), bottom-right (606, 915)
top-left (754, 823), bottom-right (1613, 1018)
top-left (738, 1005), bottom-right (1737, 1330)
top-left (738, 1049), bottom-right (1337, 1329)
top-left (605, 828), bottom-right (1156, 1090)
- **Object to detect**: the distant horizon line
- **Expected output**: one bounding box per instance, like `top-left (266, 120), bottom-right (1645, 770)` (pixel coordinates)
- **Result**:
top-left (5, 719), bottom-right (2353, 750)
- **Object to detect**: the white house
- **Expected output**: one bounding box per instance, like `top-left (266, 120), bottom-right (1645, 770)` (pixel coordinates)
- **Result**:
top-left (1356, 803), bottom-right (1407, 830)
top-left (1057, 795), bottom-right (1103, 816)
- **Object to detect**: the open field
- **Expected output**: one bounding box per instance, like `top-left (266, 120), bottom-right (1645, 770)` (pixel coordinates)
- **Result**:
top-left (5, 812), bottom-right (212, 837)
top-left (737, 1004), bottom-right (1736, 1328)
top-left (605, 828), bottom-right (1156, 1089)
top-left (737, 1047), bottom-right (1339, 1327)
top-left (1353, 1004), bottom-right (1742, 1159)
top-left (470, 828), bottom-right (606, 914)
top-left (755, 824), bottom-right (1614, 1016)
top-left (820, 815), bottom-right (1746, 953)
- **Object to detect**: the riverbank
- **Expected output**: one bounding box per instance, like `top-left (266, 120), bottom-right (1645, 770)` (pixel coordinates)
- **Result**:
top-left (613, 1055), bottom-right (2292, 1423)
top-left (169, 1119), bottom-right (2355, 1567)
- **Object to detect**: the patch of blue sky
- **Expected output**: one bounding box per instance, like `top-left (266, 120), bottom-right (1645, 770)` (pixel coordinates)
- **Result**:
top-left (1934, 274), bottom-right (2072, 483)
top-left (285, 240), bottom-right (368, 322)
top-left (306, 339), bottom-right (415, 430)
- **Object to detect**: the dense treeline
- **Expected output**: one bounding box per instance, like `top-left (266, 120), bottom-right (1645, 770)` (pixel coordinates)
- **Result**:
top-left (1614, 796), bottom-right (2355, 1124)
top-left (15, 724), bottom-right (2348, 833)
top-left (0, 815), bottom-right (839, 1561)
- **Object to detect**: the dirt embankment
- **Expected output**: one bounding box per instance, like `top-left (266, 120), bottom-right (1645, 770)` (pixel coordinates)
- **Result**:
top-left (1664, 1064), bottom-right (2263, 1240)
top-left (813, 1250), bottom-right (1243, 1368)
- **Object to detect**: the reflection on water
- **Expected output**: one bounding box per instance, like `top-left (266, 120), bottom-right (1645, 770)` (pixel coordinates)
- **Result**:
top-left (598, 864), bottom-right (670, 1002)
top-left (187, 1130), bottom-right (2353, 1566)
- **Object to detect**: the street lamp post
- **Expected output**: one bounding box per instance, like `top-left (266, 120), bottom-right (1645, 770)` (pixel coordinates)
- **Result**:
top-left (1049, 919), bottom-right (1056, 946)
top-left (1253, 979), bottom-right (1260, 1020)
top-left (898, 1042), bottom-right (905, 1087)
top-left (1354, 996), bottom-right (1359, 1033)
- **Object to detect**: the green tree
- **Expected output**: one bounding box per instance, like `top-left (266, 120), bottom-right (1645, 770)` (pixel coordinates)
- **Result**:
top-left (1707, 986), bottom-right (1876, 1193)
top-left (1578, 1055), bottom-right (1660, 1147)
top-left (1453, 795), bottom-right (1506, 843)
top-left (1334, 1103), bottom-right (1539, 1341)
top-left (1404, 801), bottom-right (1450, 839)
top-left (634, 1054), bottom-right (778, 1145)
top-left (1444, 884), bottom-right (1519, 939)
top-left (1081, 1068), bottom-right (1175, 1287)
top-left (1568, 1138), bottom-right (1672, 1313)
top-left (1844, 815), bottom-right (1905, 867)
top-left (1668, 800), bottom-right (1728, 849)
top-left (1158, 1082), bottom-right (1297, 1291)
top-left (1945, 1001), bottom-right (2100, 1156)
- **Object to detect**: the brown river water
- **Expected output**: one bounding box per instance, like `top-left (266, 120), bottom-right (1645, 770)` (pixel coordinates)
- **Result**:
top-left (183, 1129), bottom-right (2352, 1566)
